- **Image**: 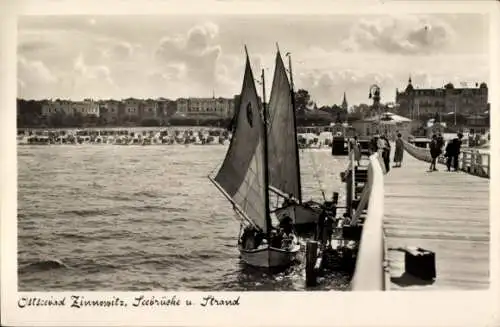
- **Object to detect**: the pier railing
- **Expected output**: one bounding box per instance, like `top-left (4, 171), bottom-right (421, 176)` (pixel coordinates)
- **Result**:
top-left (403, 140), bottom-right (490, 178)
top-left (351, 150), bottom-right (389, 291)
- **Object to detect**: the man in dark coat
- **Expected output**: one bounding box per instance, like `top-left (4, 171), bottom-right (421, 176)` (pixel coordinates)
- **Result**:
top-left (370, 135), bottom-right (379, 153)
top-left (445, 133), bottom-right (463, 171)
top-left (436, 133), bottom-right (444, 155)
top-left (380, 135), bottom-right (391, 173)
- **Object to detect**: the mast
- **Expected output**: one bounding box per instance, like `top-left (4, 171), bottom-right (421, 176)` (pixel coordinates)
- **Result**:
top-left (261, 68), bottom-right (272, 240)
top-left (286, 52), bottom-right (303, 203)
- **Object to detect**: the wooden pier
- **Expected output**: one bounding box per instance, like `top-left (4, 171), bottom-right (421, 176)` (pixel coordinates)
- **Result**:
top-left (383, 142), bottom-right (490, 290)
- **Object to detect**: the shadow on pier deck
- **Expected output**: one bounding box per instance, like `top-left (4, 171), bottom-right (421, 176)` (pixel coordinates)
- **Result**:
top-left (384, 142), bottom-right (490, 290)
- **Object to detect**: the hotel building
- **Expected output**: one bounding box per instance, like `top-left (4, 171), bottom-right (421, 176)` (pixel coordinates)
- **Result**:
top-left (395, 77), bottom-right (489, 119)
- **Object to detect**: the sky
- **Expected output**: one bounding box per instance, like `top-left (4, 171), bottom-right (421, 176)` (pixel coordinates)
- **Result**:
top-left (17, 13), bottom-right (490, 106)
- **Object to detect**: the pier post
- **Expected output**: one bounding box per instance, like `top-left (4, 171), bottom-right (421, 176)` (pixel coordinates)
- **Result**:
top-left (305, 241), bottom-right (319, 287)
top-left (476, 151), bottom-right (482, 176)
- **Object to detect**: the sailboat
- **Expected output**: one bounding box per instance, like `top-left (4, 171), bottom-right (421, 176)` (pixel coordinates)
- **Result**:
top-left (267, 47), bottom-right (322, 227)
top-left (208, 47), bottom-right (300, 268)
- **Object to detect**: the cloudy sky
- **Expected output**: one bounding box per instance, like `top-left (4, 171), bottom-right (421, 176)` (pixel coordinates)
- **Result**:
top-left (17, 14), bottom-right (489, 106)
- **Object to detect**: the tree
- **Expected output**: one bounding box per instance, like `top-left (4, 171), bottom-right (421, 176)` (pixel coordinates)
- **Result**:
top-left (140, 118), bottom-right (161, 127)
top-left (350, 103), bottom-right (371, 119)
top-left (335, 111), bottom-right (343, 124)
top-left (48, 111), bottom-right (65, 127)
top-left (294, 89), bottom-right (310, 115)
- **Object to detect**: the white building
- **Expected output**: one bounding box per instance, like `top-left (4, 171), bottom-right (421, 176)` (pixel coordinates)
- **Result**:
top-left (175, 97), bottom-right (235, 118)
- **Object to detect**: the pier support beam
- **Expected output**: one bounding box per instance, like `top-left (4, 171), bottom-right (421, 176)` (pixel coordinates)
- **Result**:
top-left (305, 241), bottom-right (319, 287)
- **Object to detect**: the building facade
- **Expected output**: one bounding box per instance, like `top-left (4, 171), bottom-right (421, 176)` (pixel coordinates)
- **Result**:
top-left (396, 77), bottom-right (488, 119)
top-left (41, 99), bottom-right (99, 116)
top-left (351, 112), bottom-right (413, 138)
top-left (122, 98), bottom-right (141, 118)
top-left (99, 99), bottom-right (122, 123)
top-left (141, 99), bottom-right (158, 119)
top-left (175, 97), bottom-right (235, 118)
top-left (39, 96), bottom-right (236, 120)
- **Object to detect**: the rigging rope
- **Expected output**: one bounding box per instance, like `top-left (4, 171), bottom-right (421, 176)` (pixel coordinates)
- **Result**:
top-left (302, 147), bottom-right (327, 202)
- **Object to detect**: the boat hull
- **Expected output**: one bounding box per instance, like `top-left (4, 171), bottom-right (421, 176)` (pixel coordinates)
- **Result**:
top-left (275, 203), bottom-right (321, 226)
top-left (239, 244), bottom-right (301, 268)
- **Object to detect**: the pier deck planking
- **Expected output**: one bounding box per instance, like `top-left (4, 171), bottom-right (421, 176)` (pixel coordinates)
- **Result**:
top-left (383, 148), bottom-right (490, 290)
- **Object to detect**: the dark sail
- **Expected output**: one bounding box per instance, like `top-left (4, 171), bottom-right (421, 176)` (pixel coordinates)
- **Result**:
top-left (213, 54), bottom-right (268, 232)
top-left (267, 51), bottom-right (301, 200)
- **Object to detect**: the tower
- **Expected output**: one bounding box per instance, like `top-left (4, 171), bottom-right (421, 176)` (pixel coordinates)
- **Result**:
top-left (341, 91), bottom-right (348, 111)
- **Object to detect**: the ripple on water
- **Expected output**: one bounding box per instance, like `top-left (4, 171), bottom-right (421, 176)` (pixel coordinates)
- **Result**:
top-left (18, 145), bottom-right (349, 291)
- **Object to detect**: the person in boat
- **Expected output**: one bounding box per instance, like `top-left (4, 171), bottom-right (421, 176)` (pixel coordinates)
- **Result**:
top-left (279, 215), bottom-right (294, 235)
top-left (279, 221), bottom-right (295, 249)
top-left (281, 232), bottom-right (295, 249)
top-left (254, 229), bottom-right (265, 248)
top-left (283, 193), bottom-right (298, 207)
top-left (393, 133), bottom-right (404, 168)
top-left (316, 207), bottom-right (328, 241)
top-left (270, 229), bottom-right (283, 248)
top-left (240, 225), bottom-right (260, 250)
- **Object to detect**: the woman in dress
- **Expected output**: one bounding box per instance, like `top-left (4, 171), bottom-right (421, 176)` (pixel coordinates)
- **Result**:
top-left (393, 133), bottom-right (404, 167)
top-left (352, 136), bottom-right (362, 166)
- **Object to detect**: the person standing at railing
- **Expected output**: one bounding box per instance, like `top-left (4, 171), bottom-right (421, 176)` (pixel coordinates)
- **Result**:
top-left (444, 133), bottom-right (463, 172)
top-left (429, 134), bottom-right (440, 172)
top-left (393, 133), bottom-right (404, 168)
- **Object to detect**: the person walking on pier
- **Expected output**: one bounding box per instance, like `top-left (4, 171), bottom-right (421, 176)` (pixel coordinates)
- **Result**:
top-left (445, 133), bottom-right (464, 172)
top-left (352, 136), bottom-right (361, 166)
top-left (380, 135), bottom-right (391, 173)
top-left (393, 133), bottom-right (404, 167)
top-left (429, 134), bottom-right (440, 171)
top-left (370, 135), bottom-right (379, 153)
top-left (437, 133), bottom-right (444, 155)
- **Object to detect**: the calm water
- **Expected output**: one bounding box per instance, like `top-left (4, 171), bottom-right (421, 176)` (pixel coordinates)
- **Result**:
top-left (18, 145), bottom-right (349, 291)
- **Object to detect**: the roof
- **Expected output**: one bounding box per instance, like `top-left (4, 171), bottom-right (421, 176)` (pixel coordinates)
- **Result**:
top-left (426, 119), bottom-right (447, 128)
top-left (363, 112), bottom-right (412, 124)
